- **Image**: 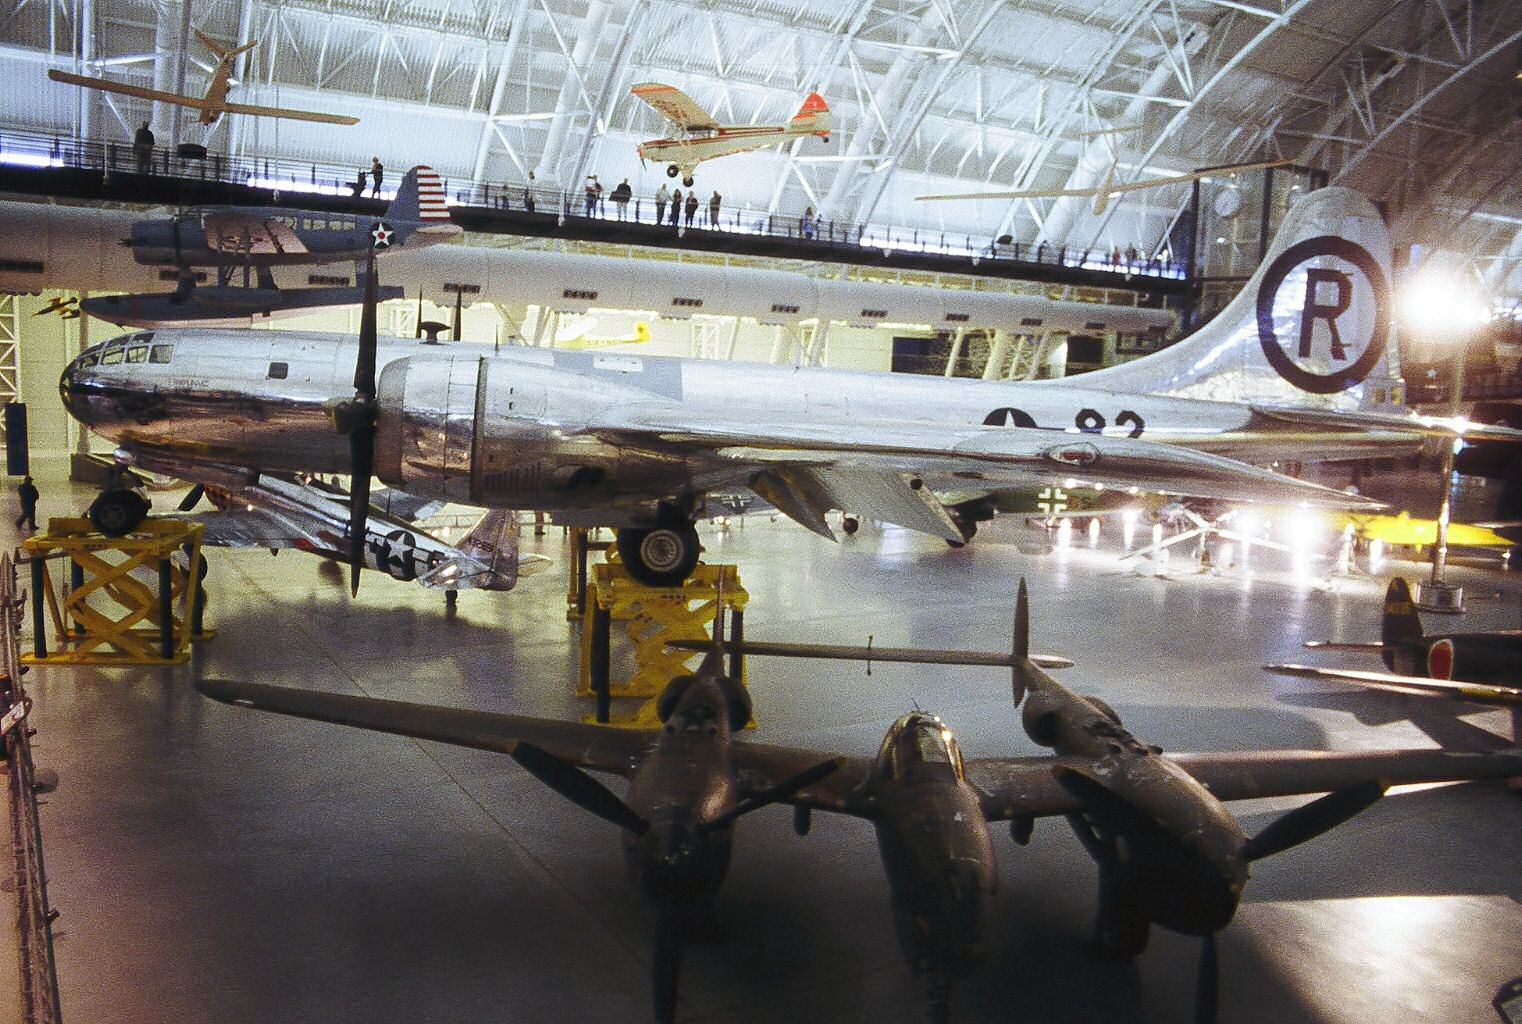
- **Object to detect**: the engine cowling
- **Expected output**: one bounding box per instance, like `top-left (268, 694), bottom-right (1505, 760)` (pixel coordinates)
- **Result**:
top-left (374, 353), bottom-right (680, 510)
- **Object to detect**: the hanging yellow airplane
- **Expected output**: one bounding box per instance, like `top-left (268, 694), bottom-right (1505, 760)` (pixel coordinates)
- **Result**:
top-left (916, 157), bottom-right (1291, 216)
top-left (632, 83), bottom-right (830, 187)
top-left (47, 30), bottom-right (359, 127)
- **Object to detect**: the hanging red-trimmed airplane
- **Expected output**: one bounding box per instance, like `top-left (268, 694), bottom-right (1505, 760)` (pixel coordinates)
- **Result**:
top-left (632, 82), bottom-right (830, 186)
top-left (57, 186), bottom-right (1522, 588)
top-left (47, 30), bottom-right (359, 127)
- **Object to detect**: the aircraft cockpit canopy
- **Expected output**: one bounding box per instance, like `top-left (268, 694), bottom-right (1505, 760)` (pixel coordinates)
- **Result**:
top-left (876, 712), bottom-right (965, 782)
top-left (66, 332), bottom-right (166, 372)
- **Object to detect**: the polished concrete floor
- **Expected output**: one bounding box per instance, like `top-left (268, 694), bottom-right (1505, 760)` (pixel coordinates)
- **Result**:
top-left (14, 460), bottom-right (1522, 1024)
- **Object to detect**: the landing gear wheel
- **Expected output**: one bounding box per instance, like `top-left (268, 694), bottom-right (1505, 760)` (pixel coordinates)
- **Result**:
top-left (842, 516), bottom-right (860, 535)
top-left (682, 176), bottom-right (694, 188)
top-left (617, 524), bottom-right (701, 587)
top-left (89, 489), bottom-right (149, 537)
top-left (666, 164), bottom-right (679, 178)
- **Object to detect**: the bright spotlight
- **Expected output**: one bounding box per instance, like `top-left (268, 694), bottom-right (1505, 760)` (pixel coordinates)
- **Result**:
top-left (1398, 262), bottom-right (1490, 338)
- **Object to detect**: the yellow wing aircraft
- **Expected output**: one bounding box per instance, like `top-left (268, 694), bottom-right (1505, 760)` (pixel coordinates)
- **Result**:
top-left (47, 30), bottom-right (358, 127)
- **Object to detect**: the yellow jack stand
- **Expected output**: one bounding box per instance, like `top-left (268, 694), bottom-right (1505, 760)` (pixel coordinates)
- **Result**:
top-left (578, 556), bottom-right (748, 729)
top-left (21, 517), bottom-right (213, 666)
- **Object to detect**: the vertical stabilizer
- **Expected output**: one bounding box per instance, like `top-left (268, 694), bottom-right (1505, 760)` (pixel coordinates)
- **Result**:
top-left (789, 93), bottom-right (832, 136)
top-left (1054, 186), bottom-right (1400, 412)
top-left (386, 166), bottom-right (452, 224)
top-left (1380, 577), bottom-right (1423, 672)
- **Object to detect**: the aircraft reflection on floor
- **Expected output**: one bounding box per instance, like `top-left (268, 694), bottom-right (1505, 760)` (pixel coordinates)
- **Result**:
top-left (195, 581), bottom-right (1522, 1023)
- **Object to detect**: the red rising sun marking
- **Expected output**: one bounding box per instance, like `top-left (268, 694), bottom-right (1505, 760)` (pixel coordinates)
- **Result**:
top-left (1426, 638), bottom-right (1454, 680)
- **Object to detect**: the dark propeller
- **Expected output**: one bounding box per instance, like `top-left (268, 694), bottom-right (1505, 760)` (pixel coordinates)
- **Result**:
top-left (653, 909), bottom-right (682, 1024)
top-left (1192, 781), bottom-right (1386, 1023)
top-left (701, 757), bottom-right (842, 832)
top-left (330, 231), bottom-right (384, 596)
top-left (1242, 780), bottom-right (1386, 863)
top-left (506, 741), bottom-right (649, 835)
top-left (177, 483), bottom-right (206, 512)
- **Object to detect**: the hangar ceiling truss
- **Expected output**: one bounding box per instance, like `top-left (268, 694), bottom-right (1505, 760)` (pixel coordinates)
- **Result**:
top-left (1, 0), bottom-right (1520, 298)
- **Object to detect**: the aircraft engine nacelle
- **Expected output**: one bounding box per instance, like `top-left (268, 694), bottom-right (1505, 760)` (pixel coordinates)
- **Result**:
top-left (374, 353), bottom-right (685, 509)
top-left (1020, 688), bottom-right (1067, 747)
top-left (1022, 688), bottom-right (1125, 751)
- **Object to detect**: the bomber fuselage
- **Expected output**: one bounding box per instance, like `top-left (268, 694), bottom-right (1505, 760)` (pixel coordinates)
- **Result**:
top-left (61, 328), bottom-right (1288, 529)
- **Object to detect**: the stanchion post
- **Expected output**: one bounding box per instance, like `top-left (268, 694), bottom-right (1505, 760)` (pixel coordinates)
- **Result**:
top-left (29, 559), bottom-right (44, 660)
top-left (591, 603), bottom-right (611, 724)
top-left (158, 558), bottom-right (173, 659)
top-left (729, 607), bottom-right (744, 683)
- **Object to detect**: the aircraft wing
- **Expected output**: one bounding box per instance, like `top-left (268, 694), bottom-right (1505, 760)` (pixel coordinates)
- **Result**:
top-left (196, 678), bottom-right (879, 809)
top-left (588, 409), bottom-right (1379, 541)
top-left (1250, 405), bottom-right (1522, 445)
top-left (964, 747), bottom-right (1522, 819)
top-left (1266, 663), bottom-right (1522, 706)
top-left (630, 82), bottom-right (720, 132)
top-left (47, 69), bottom-right (207, 111)
top-left (197, 679), bottom-right (656, 774)
top-left (916, 160), bottom-right (1291, 203)
top-left (220, 100), bottom-right (359, 126)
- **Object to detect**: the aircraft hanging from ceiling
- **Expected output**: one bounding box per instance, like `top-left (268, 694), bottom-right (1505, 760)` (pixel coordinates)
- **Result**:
top-left (0, 197), bottom-right (1174, 336)
top-left (46, 30), bottom-right (359, 127)
top-left (125, 166), bottom-right (457, 268)
top-left (58, 186), bottom-right (1522, 588)
top-left (1268, 576), bottom-right (1522, 708)
top-left (80, 166), bottom-right (456, 326)
top-left (195, 581), bottom-right (1522, 1023)
top-left (916, 157), bottom-right (1292, 216)
top-left (631, 83), bottom-right (831, 187)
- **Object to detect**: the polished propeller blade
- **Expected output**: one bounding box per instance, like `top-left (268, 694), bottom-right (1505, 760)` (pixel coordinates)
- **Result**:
top-left (701, 757), bottom-right (843, 832)
top-left (1195, 931), bottom-right (1219, 1024)
top-left (347, 427), bottom-right (374, 597)
top-left (345, 241), bottom-right (382, 596)
top-left (1243, 781), bottom-right (1386, 862)
top-left (652, 908), bottom-right (682, 1024)
top-left (177, 483), bottom-right (205, 512)
top-left (508, 741), bottom-right (650, 836)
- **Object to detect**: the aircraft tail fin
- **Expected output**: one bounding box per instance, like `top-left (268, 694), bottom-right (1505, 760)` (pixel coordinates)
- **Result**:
top-left (1053, 186), bottom-right (1401, 414)
top-left (789, 93), bottom-right (831, 136)
top-left (1380, 577), bottom-right (1423, 671)
top-left (450, 509), bottom-right (522, 591)
top-left (1011, 578), bottom-right (1038, 706)
top-left (387, 166), bottom-right (452, 223)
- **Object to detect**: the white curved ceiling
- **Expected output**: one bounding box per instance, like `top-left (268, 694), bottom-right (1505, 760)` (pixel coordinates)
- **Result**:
top-left (3, 0), bottom-right (1519, 298)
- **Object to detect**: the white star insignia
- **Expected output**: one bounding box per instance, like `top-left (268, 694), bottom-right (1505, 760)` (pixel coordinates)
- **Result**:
top-left (370, 222), bottom-right (394, 249)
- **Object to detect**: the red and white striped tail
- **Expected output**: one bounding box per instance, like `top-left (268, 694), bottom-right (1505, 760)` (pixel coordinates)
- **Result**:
top-left (415, 166), bottom-right (450, 221)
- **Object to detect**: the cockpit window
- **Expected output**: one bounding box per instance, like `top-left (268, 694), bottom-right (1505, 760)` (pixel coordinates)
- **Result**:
top-left (100, 349), bottom-right (123, 365)
top-left (132, 332), bottom-right (155, 345)
top-left (77, 352), bottom-right (99, 369)
top-left (125, 346), bottom-right (149, 363)
top-left (877, 714), bottom-right (965, 782)
top-left (149, 344), bottom-right (173, 364)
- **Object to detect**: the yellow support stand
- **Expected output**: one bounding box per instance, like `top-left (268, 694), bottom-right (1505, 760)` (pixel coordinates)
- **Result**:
top-left (20, 517), bottom-right (212, 666)
top-left (578, 556), bottom-right (748, 729)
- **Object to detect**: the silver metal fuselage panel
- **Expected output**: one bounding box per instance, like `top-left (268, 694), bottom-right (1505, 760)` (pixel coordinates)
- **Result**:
top-left (62, 329), bottom-right (1272, 525)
